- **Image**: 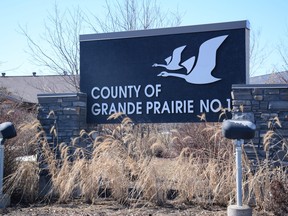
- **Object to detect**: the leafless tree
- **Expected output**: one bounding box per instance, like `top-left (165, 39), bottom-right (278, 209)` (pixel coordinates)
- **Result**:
top-left (257, 27), bottom-right (288, 84)
top-left (279, 48), bottom-right (288, 72)
top-left (277, 29), bottom-right (288, 83)
top-left (249, 29), bottom-right (270, 77)
top-left (20, 5), bottom-right (83, 91)
top-left (0, 61), bottom-right (22, 76)
top-left (20, 1), bottom-right (182, 91)
top-left (86, 0), bottom-right (182, 32)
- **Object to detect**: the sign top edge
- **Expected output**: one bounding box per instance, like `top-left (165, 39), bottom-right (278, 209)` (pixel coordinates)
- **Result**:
top-left (80, 20), bottom-right (250, 42)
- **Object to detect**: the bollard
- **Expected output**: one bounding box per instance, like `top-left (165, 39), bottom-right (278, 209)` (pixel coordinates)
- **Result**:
top-left (0, 122), bottom-right (17, 208)
top-left (222, 120), bottom-right (255, 216)
top-left (235, 139), bottom-right (243, 207)
top-left (0, 144), bottom-right (4, 196)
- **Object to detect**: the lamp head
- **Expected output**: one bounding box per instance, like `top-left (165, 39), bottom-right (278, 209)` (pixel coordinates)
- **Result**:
top-left (0, 122), bottom-right (17, 144)
top-left (222, 120), bottom-right (256, 140)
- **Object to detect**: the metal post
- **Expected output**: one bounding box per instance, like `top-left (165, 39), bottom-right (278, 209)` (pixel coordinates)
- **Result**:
top-left (0, 122), bottom-right (15, 208)
top-left (0, 139), bottom-right (3, 195)
top-left (235, 139), bottom-right (243, 207)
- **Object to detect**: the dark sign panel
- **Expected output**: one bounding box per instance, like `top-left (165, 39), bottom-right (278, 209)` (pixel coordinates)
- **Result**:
top-left (80, 21), bottom-right (250, 123)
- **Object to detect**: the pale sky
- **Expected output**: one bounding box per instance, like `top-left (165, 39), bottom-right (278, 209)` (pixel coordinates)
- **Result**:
top-left (1, 0), bottom-right (288, 76)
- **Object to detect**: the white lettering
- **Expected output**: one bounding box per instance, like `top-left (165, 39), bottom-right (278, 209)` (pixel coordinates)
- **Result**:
top-left (91, 103), bottom-right (100, 115)
top-left (175, 100), bottom-right (183, 113)
top-left (146, 101), bottom-right (153, 114)
top-left (144, 85), bottom-right (155, 97)
top-left (155, 84), bottom-right (161, 97)
top-left (145, 100), bottom-right (194, 114)
top-left (91, 85), bottom-right (142, 100)
top-left (110, 86), bottom-right (118, 99)
top-left (119, 86), bottom-right (127, 98)
top-left (187, 100), bottom-right (194, 113)
top-left (109, 103), bottom-right (117, 113)
top-left (144, 84), bottom-right (162, 98)
top-left (154, 101), bottom-right (161, 114)
top-left (161, 101), bottom-right (170, 113)
top-left (102, 103), bottom-right (108, 114)
top-left (127, 102), bottom-right (135, 114)
top-left (91, 102), bottom-right (143, 116)
top-left (134, 85), bottom-right (141, 98)
top-left (200, 99), bottom-right (209, 113)
top-left (226, 98), bottom-right (231, 111)
top-left (118, 102), bottom-right (126, 113)
top-left (101, 87), bottom-right (110, 99)
top-left (135, 102), bottom-right (142, 114)
top-left (200, 99), bottom-right (223, 113)
top-left (91, 87), bottom-right (100, 99)
top-left (210, 99), bottom-right (222, 112)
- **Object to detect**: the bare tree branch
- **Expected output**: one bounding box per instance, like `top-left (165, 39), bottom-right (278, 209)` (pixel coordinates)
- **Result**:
top-left (21, 1), bottom-right (182, 91)
top-left (278, 28), bottom-right (288, 74)
top-left (86, 0), bottom-right (182, 32)
top-left (20, 4), bottom-right (83, 91)
top-left (249, 29), bottom-right (270, 77)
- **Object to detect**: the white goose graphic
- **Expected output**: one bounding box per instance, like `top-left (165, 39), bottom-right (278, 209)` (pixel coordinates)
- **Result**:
top-left (155, 35), bottom-right (228, 84)
top-left (152, 45), bottom-right (186, 70)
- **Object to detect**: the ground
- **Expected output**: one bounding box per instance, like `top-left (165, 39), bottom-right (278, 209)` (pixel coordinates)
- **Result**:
top-left (0, 200), bottom-right (273, 216)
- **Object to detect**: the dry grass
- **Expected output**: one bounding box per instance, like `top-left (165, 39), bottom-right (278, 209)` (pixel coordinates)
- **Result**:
top-left (2, 111), bottom-right (288, 215)
top-left (0, 104), bottom-right (39, 204)
top-left (4, 161), bottom-right (39, 204)
top-left (0, 105), bottom-right (37, 177)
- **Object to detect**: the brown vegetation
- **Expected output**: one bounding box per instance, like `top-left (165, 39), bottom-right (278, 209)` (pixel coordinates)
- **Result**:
top-left (1, 110), bottom-right (288, 215)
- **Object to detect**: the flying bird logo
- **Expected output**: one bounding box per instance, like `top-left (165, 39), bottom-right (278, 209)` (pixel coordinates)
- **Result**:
top-left (152, 35), bottom-right (228, 84)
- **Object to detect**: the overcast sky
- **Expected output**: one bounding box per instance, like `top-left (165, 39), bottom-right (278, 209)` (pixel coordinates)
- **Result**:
top-left (1, 0), bottom-right (288, 76)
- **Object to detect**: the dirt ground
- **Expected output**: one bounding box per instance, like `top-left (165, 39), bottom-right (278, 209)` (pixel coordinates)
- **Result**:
top-left (1, 203), bottom-right (226, 216)
top-left (0, 200), bottom-right (273, 216)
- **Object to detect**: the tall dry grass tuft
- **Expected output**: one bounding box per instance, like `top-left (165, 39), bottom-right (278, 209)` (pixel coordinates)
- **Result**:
top-left (34, 113), bottom-right (138, 204)
top-left (170, 125), bottom-right (235, 206)
top-left (3, 109), bottom-right (288, 214)
top-left (135, 159), bottom-right (166, 206)
top-left (244, 162), bottom-right (288, 214)
top-left (242, 116), bottom-right (288, 214)
top-left (1, 106), bottom-right (38, 177)
top-left (2, 107), bottom-right (40, 204)
top-left (4, 161), bottom-right (39, 204)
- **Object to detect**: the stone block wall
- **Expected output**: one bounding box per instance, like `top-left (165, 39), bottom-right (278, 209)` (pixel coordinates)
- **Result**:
top-left (37, 93), bottom-right (87, 148)
top-left (37, 93), bottom-right (87, 196)
top-left (231, 84), bottom-right (288, 161)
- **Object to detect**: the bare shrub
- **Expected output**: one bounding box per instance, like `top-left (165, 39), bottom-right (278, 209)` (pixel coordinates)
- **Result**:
top-left (173, 144), bottom-right (235, 206)
top-left (170, 123), bottom-right (224, 157)
top-left (35, 113), bottom-right (136, 204)
top-left (242, 118), bottom-right (288, 213)
top-left (0, 105), bottom-right (37, 177)
top-left (136, 160), bottom-right (166, 206)
top-left (268, 179), bottom-right (288, 215)
top-left (0, 102), bottom-right (39, 204)
top-left (244, 162), bottom-right (288, 214)
top-left (4, 161), bottom-right (39, 204)
top-left (3, 110), bottom-right (288, 215)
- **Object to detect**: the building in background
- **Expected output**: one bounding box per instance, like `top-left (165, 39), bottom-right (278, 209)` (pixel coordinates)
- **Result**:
top-left (0, 73), bottom-right (78, 105)
top-left (250, 71), bottom-right (288, 84)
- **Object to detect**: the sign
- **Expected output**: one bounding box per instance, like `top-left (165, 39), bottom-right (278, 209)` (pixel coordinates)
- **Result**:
top-left (80, 20), bottom-right (250, 123)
